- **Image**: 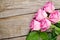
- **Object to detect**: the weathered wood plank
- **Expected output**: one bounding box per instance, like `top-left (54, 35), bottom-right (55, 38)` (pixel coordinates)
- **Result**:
top-left (0, 8), bottom-right (36, 18)
top-left (1, 35), bottom-right (60, 40)
top-left (0, 0), bottom-right (60, 18)
top-left (57, 35), bottom-right (60, 40)
top-left (0, 14), bottom-right (34, 39)
top-left (0, 0), bottom-right (7, 12)
top-left (4, 37), bottom-right (26, 40)
top-left (0, 13), bottom-right (60, 40)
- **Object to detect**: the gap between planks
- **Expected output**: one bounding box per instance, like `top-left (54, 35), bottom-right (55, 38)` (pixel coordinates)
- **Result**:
top-left (0, 12), bottom-right (35, 19)
top-left (0, 35), bottom-right (27, 40)
top-left (0, 8), bottom-right (60, 19)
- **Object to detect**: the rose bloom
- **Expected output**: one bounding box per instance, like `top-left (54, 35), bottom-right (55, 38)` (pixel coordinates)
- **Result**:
top-left (43, 2), bottom-right (55, 13)
top-left (49, 10), bottom-right (60, 24)
top-left (30, 2), bottom-right (60, 32)
top-left (30, 9), bottom-right (51, 32)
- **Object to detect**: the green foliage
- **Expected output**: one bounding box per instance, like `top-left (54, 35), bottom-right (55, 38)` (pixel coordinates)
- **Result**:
top-left (51, 24), bottom-right (60, 35)
top-left (26, 31), bottom-right (57, 40)
top-left (26, 23), bottom-right (60, 40)
top-left (55, 21), bottom-right (60, 28)
top-left (26, 31), bottom-right (49, 40)
top-left (40, 32), bottom-right (48, 40)
top-left (26, 31), bottom-right (40, 40)
top-left (54, 21), bottom-right (60, 35)
top-left (55, 26), bottom-right (60, 35)
top-left (47, 29), bottom-right (57, 40)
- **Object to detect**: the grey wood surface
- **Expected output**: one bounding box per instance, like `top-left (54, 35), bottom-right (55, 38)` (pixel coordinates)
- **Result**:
top-left (0, 0), bottom-right (60, 40)
top-left (3, 37), bottom-right (26, 40)
top-left (0, 14), bottom-right (34, 39)
top-left (0, 0), bottom-right (60, 18)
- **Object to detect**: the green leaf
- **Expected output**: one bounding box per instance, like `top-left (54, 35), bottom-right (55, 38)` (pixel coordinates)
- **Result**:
top-left (55, 27), bottom-right (60, 35)
top-left (26, 31), bottom-right (40, 40)
top-left (50, 24), bottom-right (60, 35)
top-left (47, 25), bottom-right (57, 40)
top-left (50, 24), bottom-right (56, 28)
top-left (51, 29), bottom-right (57, 40)
top-left (40, 32), bottom-right (48, 40)
top-left (47, 29), bottom-right (57, 40)
top-left (54, 21), bottom-right (60, 28)
top-left (47, 33), bottom-right (57, 40)
top-left (26, 31), bottom-right (49, 40)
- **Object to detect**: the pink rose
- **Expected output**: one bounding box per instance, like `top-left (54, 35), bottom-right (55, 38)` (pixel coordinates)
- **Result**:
top-left (30, 18), bottom-right (51, 31)
top-left (30, 19), bottom-right (41, 30)
top-left (30, 9), bottom-right (51, 31)
top-left (40, 18), bottom-right (51, 32)
top-left (43, 2), bottom-right (55, 13)
top-left (30, 1), bottom-right (60, 32)
top-left (49, 10), bottom-right (60, 24)
top-left (35, 9), bottom-right (47, 21)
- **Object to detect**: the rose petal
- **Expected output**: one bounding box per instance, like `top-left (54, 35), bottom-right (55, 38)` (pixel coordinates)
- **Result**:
top-left (49, 10), bottom-right (60, 24)
top-left (43, 2), bottom-right (55, 13)
top-left (30, 19), bottom-right (41, 30)
top-left (40, 18), bottom-right (51, 32)
top-left (35, 9), bottom-right (47, 21)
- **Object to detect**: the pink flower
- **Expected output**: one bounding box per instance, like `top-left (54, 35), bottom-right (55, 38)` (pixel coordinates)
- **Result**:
top-left (30, 19), bottom-right (41, 30)
top-left (35, 9), bottom-right (47, 21)
top-left (43, 2), bottom-right (55, 13)
top-left (49, 10), bottom-right (60, 24)
top-left (30, 18), bottom-right (51, 31)
top-left (40, 18), bottom-right (51, 32)
top-left (30, 1), bottom-right (60, 32)
top-left (30, 9), bottom-right (51, 31)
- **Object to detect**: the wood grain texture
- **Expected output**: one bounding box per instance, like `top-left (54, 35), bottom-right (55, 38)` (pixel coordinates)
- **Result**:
top-left (0, 0), bottom-right (7, 12)
top-left (3, 37), bottom-right (26, 40)
top-left (0, 0), bottom-right (60, 40)
top-left (57, 35), bottom-right (60, 40)
top-left (0, 14), bottom-right (34, 39)
top-left (0, 0), bottom-right (60, 18)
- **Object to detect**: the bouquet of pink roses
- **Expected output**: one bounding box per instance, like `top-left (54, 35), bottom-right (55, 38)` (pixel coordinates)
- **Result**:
top-left (26, 1), bottom-right (60, 40)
